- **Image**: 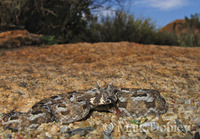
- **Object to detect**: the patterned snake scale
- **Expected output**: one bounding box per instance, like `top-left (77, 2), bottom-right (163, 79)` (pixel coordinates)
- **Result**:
top-left (2, 82), bottom-right (168, 131)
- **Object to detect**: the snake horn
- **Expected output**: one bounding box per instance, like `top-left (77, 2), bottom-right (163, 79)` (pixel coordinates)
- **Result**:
top-left (96, 81), bottom-right (103, 90)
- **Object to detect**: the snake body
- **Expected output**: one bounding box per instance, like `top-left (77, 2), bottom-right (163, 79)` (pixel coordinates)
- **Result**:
top-left (2, 83), bottom-right (168, 131)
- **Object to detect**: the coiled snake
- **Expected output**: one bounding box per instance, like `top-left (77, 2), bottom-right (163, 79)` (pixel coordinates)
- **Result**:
top-left (2, 82), bottom-right (168, 131)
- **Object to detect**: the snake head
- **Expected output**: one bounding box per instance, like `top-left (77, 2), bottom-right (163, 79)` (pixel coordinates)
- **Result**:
top-left (89, 82), bottom-right (119, 107)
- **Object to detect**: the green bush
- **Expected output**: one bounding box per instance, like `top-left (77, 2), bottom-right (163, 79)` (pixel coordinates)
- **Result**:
top-left (41, 36), bottom-right (58, 45)
top-left (83, 11), bottom-right (179, 46)
top-left (175, 13), bottom-right (200, 47)
top-left (177, 33), bottom-right (200, 47)
top-left (153, 32), bottom-right (179, 46)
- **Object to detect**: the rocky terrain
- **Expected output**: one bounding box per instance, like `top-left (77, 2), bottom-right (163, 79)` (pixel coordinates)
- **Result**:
top-left (0, 31), bottom-right (200, 138)
top-left (160, 19), bottom-right (199, 35)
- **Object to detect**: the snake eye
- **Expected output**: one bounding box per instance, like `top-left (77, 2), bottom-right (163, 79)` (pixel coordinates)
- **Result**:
top-left (105, 99), bottom-right (111, 103)
top-left (107, 97), bottom-right (115, 103)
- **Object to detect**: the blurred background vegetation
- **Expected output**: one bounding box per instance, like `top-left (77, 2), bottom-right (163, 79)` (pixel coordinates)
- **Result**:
top-left (0, 0), bottom-right (200, 46)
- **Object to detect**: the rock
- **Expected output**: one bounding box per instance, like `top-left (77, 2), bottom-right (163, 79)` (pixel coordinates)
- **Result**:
top-left (60, 126), bottom-right (70, 133)
top-left (49, 125), bottom-right (59, 135)
top-left (6, 134), bottom-right (12, 139)
top-left (197, 108), bottom-right (200, 114)
top-left (45, 132), bottom-right (52, 138)
top-left (0, 112), bottom-right (3, 119)
top-left (177, 98), bottom-right (185, 104)
top-left (193, 117), bottom-right (200, 125)
top-left (37, 123), bottom-right (49, 132)
top-left (44, 136), bottom-right (51, 139)
top-left (38, 132), bottom-right (46, 139)
top-left (65, 127), bottom-right (95, 138)
top-left (77, 121), bottom-right (90, 128)
top-left (185, 106), bottom-right (194, 112)
top-left (112, 126), bottom-right (122, 137)
top-left (196, 122), bottom-right (200, 128)
top-left (185, 99), bottom-right (191, 105)
top-left (178, 107), bottom-right (185, 113)
top-left (69, 134), bottom-right (82, 139)
top-left (103, 123), bottom-right (114, 139)
top-left (162, 113), bottom-right (178, 121)
top-left (175, 119), bottom-right (186, 133)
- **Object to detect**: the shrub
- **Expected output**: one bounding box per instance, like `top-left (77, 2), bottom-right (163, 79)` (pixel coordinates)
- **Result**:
top-left (177, 33), bottom-right (200, 47)
top-left (84, 11), bottom-right (179, 46)
top-left (41, 36), bottom-right (58, 45)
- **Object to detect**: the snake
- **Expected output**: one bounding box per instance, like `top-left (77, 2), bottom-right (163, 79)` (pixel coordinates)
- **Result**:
top-left (2, 82), bottom-right (168, 132)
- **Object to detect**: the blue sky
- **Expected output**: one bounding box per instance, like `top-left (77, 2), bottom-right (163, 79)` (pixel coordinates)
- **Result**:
top-left (97, 0), bottom-right (199, 29)
top-left (129, 0), bottom-right (200, 28)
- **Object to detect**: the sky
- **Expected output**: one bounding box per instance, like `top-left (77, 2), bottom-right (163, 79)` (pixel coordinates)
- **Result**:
top-left (129, 0), bottom-right (200, 28)
top-left (98, 0), bottom-right (200, 29)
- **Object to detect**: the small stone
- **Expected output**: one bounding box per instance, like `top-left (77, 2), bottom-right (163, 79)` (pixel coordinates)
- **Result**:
top-left (173, 108), bottom-right (178, 113)
top-left (44, 136), bottom-right (51, 139)
top-left (104, 123), bottom-right (114, 139)
top-left (78, 121), bottom-right (90, 128)
top-left (103, 117), bottom-right (111, 123)
top-left (177, 98), bottom-right (185, 104)
top-left (65, 127), bottom-right (95, 138)
top-left (171, 135), bottom-right (181, 139)
top-left (59, 136), bottom-right (66, 139)
top-left (185, 99), bottom-right (191, 105)
top-left (37, 123), bottom-right (49, 131)
top-left (185, 106), bottom-right (194, 112)
top-left (60, 126), bottom-right (70, 133)
top-left (162, 113), bottom-right (178, 121)
top-left (196, 122), bottom-right (200, 128)
top-left (193, 117), bottom-right (200, 124)
top-left (95, 121), bottom-right (102, 126)
top-left (167, 108), bottom-right (174, 113)
top-left (112, 129), bottom-right (122, 137)
top-left (0, 112), bottom-right (3, 119)
top-left (45, 132), bottom-right (52, 138)
top-left (178, 107), bottom-right (185, 113)
top-left (69, 134), bottom-right (82, 139)
top-left (151, 116), bottom-right (159, 122)
top-left (49, 125), bottom-right (59, 134)
top-left (68, 123), bottom-right (74, 129)
top-left (6, 134), bottom-right (12, 139)
top-left (175, 119), bottom-right (186, 133)
top-left (38, 132), bottom-right (46, 139)
top-left (197, 107), bottom-right (200, 114)
top-left (89, 130), bottom-right (98, 136)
